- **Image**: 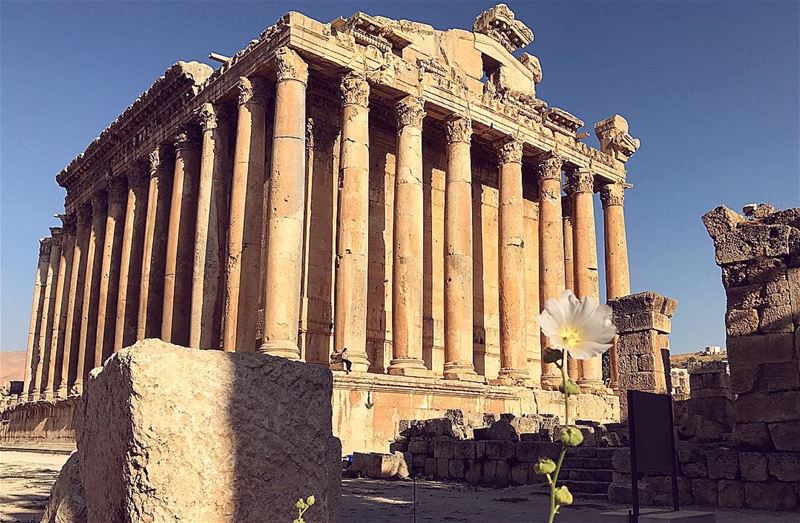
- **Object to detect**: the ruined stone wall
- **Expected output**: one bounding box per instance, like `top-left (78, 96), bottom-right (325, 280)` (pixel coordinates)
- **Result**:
top-left (704, 205), bottom-right (800, 451)
top-left (0, 397), bottom-right (77, 444)
top-left (684, 360), bottom-right (733, 442)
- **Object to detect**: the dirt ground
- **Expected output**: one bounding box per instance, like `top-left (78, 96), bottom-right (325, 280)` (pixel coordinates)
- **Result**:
top-left (2, 450), bottom-right (797, 522)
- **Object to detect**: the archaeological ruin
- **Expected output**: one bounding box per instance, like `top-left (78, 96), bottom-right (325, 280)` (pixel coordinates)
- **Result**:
top-left (11, 5), bottom-right (644, 452)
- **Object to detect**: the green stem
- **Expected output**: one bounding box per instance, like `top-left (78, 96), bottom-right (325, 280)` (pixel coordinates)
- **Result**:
top-left (547, 353), bottom-right (571, 523)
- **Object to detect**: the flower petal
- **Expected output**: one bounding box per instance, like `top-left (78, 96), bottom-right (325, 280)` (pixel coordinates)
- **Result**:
top-left (569, 341), bottom-right (611, 360)
top-left (538, 310), bottom-right (561, 340)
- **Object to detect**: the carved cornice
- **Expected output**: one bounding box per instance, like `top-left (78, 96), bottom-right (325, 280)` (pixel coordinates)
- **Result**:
top-left (275, 47), bottom-right (308, 85)
top-left (445, 115), bottom-right (472, 145)
top-left (594, 115), bottom-right (640, 163)
top-left (473, 4), bottom-right (533, 53)
top-left (536, 152), bottom-right (563, 183)
top-left (237, 76), bottom-right (267, 106)
top-left (395, 96), bottom-right (425, 131)
top-left (564, 167), bottom-right (594, 195)
top-left (600, 182), bottom-right (626, 208)
top-left (58, 213), bottom-right (77, 235)
top-left (497, 138), bottom-right (523, 165)
top-left (340, 72), bottom-right (370, 108)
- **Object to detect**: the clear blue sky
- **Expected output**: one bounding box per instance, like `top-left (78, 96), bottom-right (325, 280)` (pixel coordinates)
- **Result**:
top-left (1, 1), bottom-right (798, 354)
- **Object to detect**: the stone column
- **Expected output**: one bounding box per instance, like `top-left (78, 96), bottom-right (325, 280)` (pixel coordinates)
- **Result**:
top-left (442, 115), bottom-right (479, 381)
top-left (58, 205), bottom-right (90, 397)
top-left (608, 291), bottom-right (676, 420)
top-left (35, 231), bottom-right (61, 398)
top-left (137, 146), bottom-right (173, 340)
top-left (114, 166), bottom-right (149, 352)
top-left (567, 167), bottom-right (604, 391)
top-left (44, 225), bottom-right (71, 399)
top-left (537, 152), bottom-right (565, 390)
top-left (260, 48), bottom-right (308, 359)
top-left (22, 238), bottom-right (50, 400)
top-left (333, 72), bottom-right (370, 370)
top-left (49, 216), bottom-right (75, 398)
top-left (561, 195), bottom-right (579, 381)
top-left (523, 189), bottom-right (542, 386)
top-left (162, 129), bottom-right (200, 345)
top-left (222, 77), bottom-right (267, 352)
top-left (191, 103), bottom-right (230, 349)
top-left (601, 181), bottom-right (630, 392)
top-left (94, 178), bottom-right (126, 368)
top-left (496, 138), bottom-right (528, 384)
top-left (75, 194), bottom-right (107, 393)
top-left (387, 95), bottom-right (428, 377)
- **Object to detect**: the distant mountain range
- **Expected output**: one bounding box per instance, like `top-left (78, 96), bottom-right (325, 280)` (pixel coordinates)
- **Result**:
top-left (1, 350), bottom-right (25, 385)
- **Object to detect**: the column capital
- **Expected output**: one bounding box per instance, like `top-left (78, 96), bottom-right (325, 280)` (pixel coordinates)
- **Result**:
top-left (91, 191), bottom-right (108, 215)
top-left (497, 138), bottom-right (523, 165)
top-left (107, 176), bottom-right (128, 203)
top-left (197, 102), bottom-right (219, 132)
top-left (58, 213), bottom-right (77, 235)
top-left (148, 145), bottom-right (173, 176)
top-left (174, 127), bottom-right (200, 152)
top-left (395, 95), bottom-right (425, 132)
top-left (77, 203), bottom-right (92, 225)
top-left (445, 115), bottom-right (472, 145)
top-left (340, 72), bottom-right (370, 108)
top-left (49, 226), bottom-right (64, 246)
top-left (237, 76), bottom-right (268, 106)
top-left (536, 151), bottom-right (563, 182)
top-left (38, 236), bottom-right (52, 257)
top-left (564, 167), bottom-right (595, 195)
top-left (600, 181), bottom-right (626, 208)
top-left (274, 47), bottom-right (308, 85)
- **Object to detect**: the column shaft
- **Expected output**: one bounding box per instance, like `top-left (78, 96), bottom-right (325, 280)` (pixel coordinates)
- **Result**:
top-left (223, 77), bottom-right (267, 352)
top-left (114, 170), bottom-right (148, 352)
top-left (602, 181), bottom-right (630, 391)
top-left (538, 153), bottom-right (565, 390)
top-left (59, 207), bottom-right (90, 397)
top-left (22, 240), bottom-right (50, 399)
top-left (333, 72), bottom-right (370, 370)
top-left (44, 228), bottom-right (70, 399)
top-left (137, 148), bottom-right (172, 340)
top-left (94, 181), bottom-right (126, 368)
top-left (36, 236), bottom-right (61, 397)
top-left (387, 95), bottom-right (428, 376)
top-left (49, 226), bottom-right (74, 398)
top-left (191, 103), bottom-right (230, 349)
top-left (562, 195), bottom-right (579, 381)
top-left (568, 168), bottom-right (604, 391)
top-left (497, 139), bottom-right (527, 383)
top-left (162, 130), bottom-right (200, 345)
top-left (523, 195), bottom-right (542, 386)
top-left (261, 48), bottom-right (309, 359)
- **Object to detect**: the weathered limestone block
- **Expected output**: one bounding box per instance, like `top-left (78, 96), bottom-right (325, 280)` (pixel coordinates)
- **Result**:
top-left (732, 421), bottom-right (773, 450)
top-left (744, 481), bottom-right (798, 510)
top-left (706, 449), bottom-right (738, 480)
top-left (767, 453), bottom-right (800, 482)
top-left (41, 452), bottom-right (87, 523)
top-left (739, 452), bottom-right (768, 481)
top-left (768, 421), bottom-right (800, 451)
top-left (77, 340), bottom-right (341, 522)
top-left (717, 480), bottom-right (744, 508)
top-left (351, 451), bottom-right (410, 479)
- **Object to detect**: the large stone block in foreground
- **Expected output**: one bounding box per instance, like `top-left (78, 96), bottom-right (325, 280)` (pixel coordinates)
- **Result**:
top-left (77, 340), bottom-right (341, 522)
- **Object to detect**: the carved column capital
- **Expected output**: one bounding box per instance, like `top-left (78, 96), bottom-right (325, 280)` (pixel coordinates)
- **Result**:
top-left (536, 152), bottom-right (563, 183)
top-left (59, 213), bottom-right (77, 235)
top-left (237, 76), bottom-right (267, 106)
top-left (38, 237), bottom-right (52, 258)
top-left (445, 115), bottom-right (472, 145)
top-left (197, 102), bottom-right (219, 132)
top-left (148, 145), bottom-right (173, 176)
top-left (600, 181), bottom-right (626, 208)
top-left (76, 203), bottom-right (92, 225)
top-left (90, 192), bottom-right (107, 215)
top-left (274, 47), bottom-right (308, 85)
top-left (340, 72), bottom-right (370, 108)
top-left (564, 167), bottom-right (595, 195)
top-left (395, 96), bottom-right (426, 132)
top-left (497, 138), bottom-right (523, 165)
top-left (107, 176), bottom-right (128, 203)
top-left (49, 227), bottom-right (64, 246)
top-left (174, 127), bottom-right (200, 152)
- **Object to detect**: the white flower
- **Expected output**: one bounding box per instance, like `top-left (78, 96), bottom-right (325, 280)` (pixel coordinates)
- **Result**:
top-left (539, 289), bottom-right (616, 360)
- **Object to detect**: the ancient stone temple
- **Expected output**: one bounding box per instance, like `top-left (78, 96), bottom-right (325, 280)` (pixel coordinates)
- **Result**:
top-left (18, 5), bottom-right (640, 451)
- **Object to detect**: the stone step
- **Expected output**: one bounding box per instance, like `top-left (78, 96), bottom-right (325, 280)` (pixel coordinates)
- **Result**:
top-left (561, 467), bottom-right (613, 482)
top-left (562, 457), bottom-right (612, 469)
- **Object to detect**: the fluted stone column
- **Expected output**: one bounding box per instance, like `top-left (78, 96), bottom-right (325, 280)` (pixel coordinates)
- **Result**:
top-left (162, 129), bottom-right (200, 345)
top-left (333, 72), bottom-right (370, 370)
top-left (23, 239), bottom-right (50, 400)
top-left (523, 183), bottom-right (542, 386)
top-left (442, 115), bottom-right (479, 381)
top-left (387, 95), bottom-right (428, 377)
top-left (75, 194), bottom-right (107, 393)
top-left (223, 77), bottom-right (267, 352)
top-left (94, 179), bottom-right (126, 368)
top-left (114, 167), bottom-right (149, 352)
top-left (567, 167), bottom-right (604, 391)
top-left (601, 181), bottom-right (630, 391)
top-left (260, 48), bottom-right (308, 359)
top-left (496, 138), bottom-right (528, 384)
top-left (562, 195), bottom-right (579, 381)
top-left (43, 226), bottom-right (70, 399)
top-left (36, 231), bottom-right (62, 398)
top-left (537, 152), bottom-right (565, 390)
top-left (58, 205), bottom-right (90, 397)
top-left (191, 103), bottom-right (230, 349)
top-left (48, 216), bottom-right (74, 398)
top-left (137, 146), bottom-right (172, 340)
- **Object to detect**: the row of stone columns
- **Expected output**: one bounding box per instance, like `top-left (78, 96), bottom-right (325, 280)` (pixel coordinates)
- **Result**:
top-left (21, 45), bottom-right (631, 398)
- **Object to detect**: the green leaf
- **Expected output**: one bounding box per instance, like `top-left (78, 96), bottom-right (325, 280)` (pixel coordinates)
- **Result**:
top-left (543, 348), bottom-right (563, 364)
top-left (307, 495), bottom-right (315, 506)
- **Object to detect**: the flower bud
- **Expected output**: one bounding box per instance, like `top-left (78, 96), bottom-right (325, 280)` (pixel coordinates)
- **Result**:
top-left (560, 379), bottom-right (580, 395)
top-left (560, 426), bottom-right (584, 447)
top-left (554, 485), bottom-right (573, 506)
top-left (534, 458), bottom-right (556, 475)
top-left (306, 495), bottom-right (315, 506)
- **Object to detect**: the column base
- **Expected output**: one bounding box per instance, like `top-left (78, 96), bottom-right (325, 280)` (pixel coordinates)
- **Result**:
top-left (259, 340), bottom-right (301, 361)
top-left (443, 362), bottom-right (484, 383)
top-left (71, 383), bottom-right (83, 396)
top-left (56, 386), bottom-right (68, 399)
top-left (387, 358), bottom-right (429, 377)
top-left (42, 390), bottom-right (55, 401)
top-left (577, 378), bottom-right (606, 393)
top-left (493, 368), bottom-right (530, 386)
top-left (347, 352), bottom-right (370, 373)
top-left (540, 374), bottom-right (562, 391)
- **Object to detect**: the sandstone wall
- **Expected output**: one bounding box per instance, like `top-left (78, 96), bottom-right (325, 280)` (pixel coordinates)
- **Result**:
top-left (0, 397), bottom-right (77, 444)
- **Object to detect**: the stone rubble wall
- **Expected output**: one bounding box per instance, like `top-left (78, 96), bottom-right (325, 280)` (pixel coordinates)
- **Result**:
top-left (0, 397), bottom-right (77, 444)
top-left (677, 361), bottom-right (734, 443)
